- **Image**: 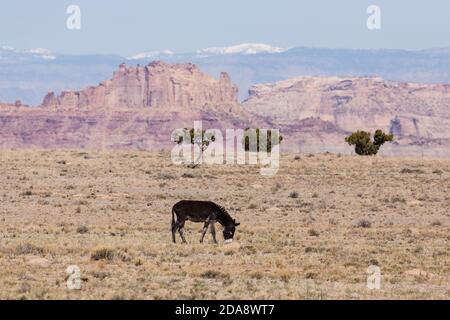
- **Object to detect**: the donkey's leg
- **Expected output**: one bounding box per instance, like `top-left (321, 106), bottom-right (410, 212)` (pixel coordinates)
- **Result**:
top-left (200, 216), bottom-right (211, 243)
top-left (178, 221), bottom-right (187, 244)
top-left (210, 222), bottom-right (218, 244)
top-left (172, 220), bottom-right (179, 243)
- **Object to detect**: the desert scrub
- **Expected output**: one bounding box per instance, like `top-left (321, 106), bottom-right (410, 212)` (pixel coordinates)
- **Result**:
top-left (289, 191), bottom-right (299, 199)
top-left (157, 172), bottom-right (176, 180)
top-left (401, 168), bottom-right (425, 174)
top-left (430, 220), bottom-right (442, 227)
top-left (181, 172), bottom-right (198, 178)
top-left (15, 243), bottom-right (44, 255)
top-left (90, 247), bottom-right (132, 262)
top-left (20, 190), bottom-right (33, 197)
top-left (1, 150), bottom-right (450, 299)
top-left (200, 270), bottom-right (224, 279)
top-left (328, 218), bottom-right (338, 225)
top-left (356, 219), bottom-right (372, 228)
top-left (248, 203), bottom-right (258, 209)
top-left (76, 225), bottom-right (89, 234)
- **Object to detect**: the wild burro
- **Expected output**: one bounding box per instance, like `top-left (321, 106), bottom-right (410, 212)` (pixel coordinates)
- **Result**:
top-left (171, 200), bottom-right (240, 244)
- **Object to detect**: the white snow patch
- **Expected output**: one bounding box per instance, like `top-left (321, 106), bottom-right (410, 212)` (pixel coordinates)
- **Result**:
top-left (0, 45), bottom-right (15, 51)
top-left (27, 48), bottom-right (52, 55)
top-left (127, 50), bottom-right (175, 60)
top-left (197, 43), bottom-right (287, 56)
top-left (26, 48), bottom-right (56, 60)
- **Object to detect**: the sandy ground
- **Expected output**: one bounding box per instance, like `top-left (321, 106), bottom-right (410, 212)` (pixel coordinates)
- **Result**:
top-left (0, 150), bottom-right (449, 299)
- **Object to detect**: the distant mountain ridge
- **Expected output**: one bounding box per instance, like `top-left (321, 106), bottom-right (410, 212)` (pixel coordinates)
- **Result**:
top-left (3, 43), bottom-right (450, 105)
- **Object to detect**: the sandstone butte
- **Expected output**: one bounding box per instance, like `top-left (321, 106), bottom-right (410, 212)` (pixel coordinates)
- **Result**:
top-left (0, 61), bottom-right (261, 150)
top-left (0, 61), bottom-right (449, 156)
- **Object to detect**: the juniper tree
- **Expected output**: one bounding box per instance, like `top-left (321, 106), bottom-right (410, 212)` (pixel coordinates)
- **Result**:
top-left (345, 129), bottom-right (393, 155)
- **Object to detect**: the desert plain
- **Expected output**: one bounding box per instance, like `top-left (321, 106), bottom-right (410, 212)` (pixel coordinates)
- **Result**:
top-left (0, 150), bottom-right (449, 299)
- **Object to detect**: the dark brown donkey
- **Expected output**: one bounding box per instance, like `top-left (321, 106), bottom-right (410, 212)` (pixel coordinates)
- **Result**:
top-left (171, 200), bottom-right (240, 244)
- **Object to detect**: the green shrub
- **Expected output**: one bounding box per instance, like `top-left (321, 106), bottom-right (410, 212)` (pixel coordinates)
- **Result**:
top-left (345, 129), bottom-right (393, 155)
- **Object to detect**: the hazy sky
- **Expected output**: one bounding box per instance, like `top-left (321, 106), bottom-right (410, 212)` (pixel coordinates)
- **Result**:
top-left (1, 0), bottom-right (449, 55)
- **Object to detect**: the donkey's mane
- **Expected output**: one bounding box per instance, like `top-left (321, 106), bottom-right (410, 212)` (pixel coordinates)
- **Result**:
top-left (215, 204), bottom-right (233, 226)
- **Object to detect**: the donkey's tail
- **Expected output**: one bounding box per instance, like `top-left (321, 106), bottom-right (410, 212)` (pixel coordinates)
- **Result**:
top-left (171, 207), bottom-right (176, 226)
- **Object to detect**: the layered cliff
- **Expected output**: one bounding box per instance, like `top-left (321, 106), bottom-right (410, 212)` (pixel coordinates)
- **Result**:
top-left (41, 61), bottom-right (238, 110)
top-left (0, 62), bottom-right (258, 149)
top-left (1, 63), bottom-right (450, 156)
top-left (243, 76), bottom-right (450, 155)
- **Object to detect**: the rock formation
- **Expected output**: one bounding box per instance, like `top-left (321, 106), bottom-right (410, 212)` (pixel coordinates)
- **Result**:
top-left (243, 76), bottom-right (450, 155)
top-left (0, 62), bottom-right (258, 150)
top-left (1, 62), bottom-right (450, 156)
top-left (41, 61), bottom-right (238, 110)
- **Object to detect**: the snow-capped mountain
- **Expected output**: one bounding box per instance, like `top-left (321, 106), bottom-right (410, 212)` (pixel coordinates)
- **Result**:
top-left (196, 43), bottom-right (287, 56)
top-left (3, 43), bottom-right (450, 105)
top-left (0, 45), bottom-right (56, 61)
top-left (0, 45), bottom-right (15, 52)
top-left (126, 43), bottom-right (287, 60)
top-left (25, 48), bottom-right (56, 60)
top-left (127, 49), bottom-right (174, 60)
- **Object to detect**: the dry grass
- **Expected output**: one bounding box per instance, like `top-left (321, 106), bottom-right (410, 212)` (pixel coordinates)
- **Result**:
top-left (0, 150), bottom-right (449, 299)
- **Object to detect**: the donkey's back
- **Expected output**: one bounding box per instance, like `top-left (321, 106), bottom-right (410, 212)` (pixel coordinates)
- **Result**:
top-left (172, 200), bottom-right (221, 222)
